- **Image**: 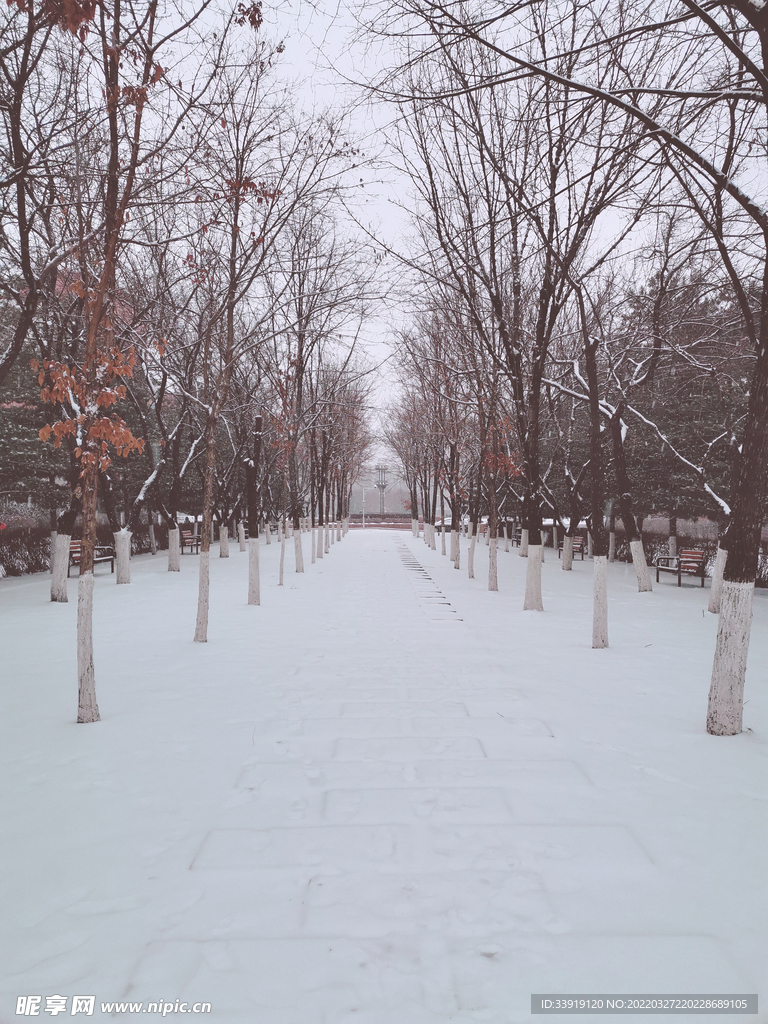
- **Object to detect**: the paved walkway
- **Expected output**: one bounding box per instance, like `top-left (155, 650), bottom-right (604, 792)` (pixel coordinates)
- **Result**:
top-left (1, 529), bottom-right (765, 1023)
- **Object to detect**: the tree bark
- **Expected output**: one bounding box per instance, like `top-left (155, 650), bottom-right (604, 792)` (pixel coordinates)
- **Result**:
top-left (77, 571), bottom-right (99, 723)
top-left (709, 544), bottom-right (728, 614)
top-left (592, 555), bottom-right (609, 649)
top-left (114, 529), bottom-right (131, 584)
top-left (51, 533), bottom-right (71, 602)
top-left (168, 527), bottom-right (180, 572)
top-left (562, 534), bottom-right (574, 571)
top-left (524, 545), bottom-right (544, 610)
top-left (248, 537), bottom-right (260, 606)
top-left (707, 581), bottom-right (753, 735)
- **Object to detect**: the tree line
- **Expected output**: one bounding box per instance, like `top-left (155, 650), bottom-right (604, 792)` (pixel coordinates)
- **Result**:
top-left (0, 0), bottom-right (375, 720)
top-left (367, 0), bottom-right (766, 736)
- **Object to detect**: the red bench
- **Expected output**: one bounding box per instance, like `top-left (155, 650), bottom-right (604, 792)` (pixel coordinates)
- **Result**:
top-left (68, 539), bottom-right (115, 577)
top-left (180, 529), bottom-right (200, 553)
top-left (655, 548), bottom-right (706, 587)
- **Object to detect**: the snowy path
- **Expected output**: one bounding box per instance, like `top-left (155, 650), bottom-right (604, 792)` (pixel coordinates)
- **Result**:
top-left (1, 530), bottom-right (766, 1023)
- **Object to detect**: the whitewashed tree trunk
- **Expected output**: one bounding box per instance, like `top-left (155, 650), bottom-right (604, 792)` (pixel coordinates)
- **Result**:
top-left (51, 532), bottom-right (70, 601)
top-left (706, 580), bottom-right (753, 735)
top-left (708, 545), bottom-right (728, 614)
top-left (265, 522), bottom-right (272, 545)
top-left (453, 529), bottom-right (460, 569)
top-left (630, 538), bottom-right (652, 591)
top-left (668, 534), bottom-right (677, 557)
top-left (311, 526), bottom-right (316, 564)
top-left (412, 518), bottom-right (419, 537)
top-left (519, 528), bottom-right (529, 557)
top-left (336, 521), bottom-right (341, 542)
top-left (316, 525), bottom-right (323, 559)
top-left (330, 522), bottom-right (335, 545)
top-left (194, 551), bottom-right (210, 642)
top-left (587, 532), bottom-right (593, 558)
top-left (277, 521), bottom-right (283, 543)
top-left (294, 529), bottom-right (304, 573)
top-left (485, 524), bottom-right (490, 546)
top-left (450, 528), bottom-right (459, 563)
top-left (76, 571), bottom-right (99, 722)
top-left (325, 522), bottom-right (331, 553)
top-left (49, 529), bottom-right (57, 573)
top-left (219, 525), bottom-right (229, 558)
top-left (431, 524), bottom-right (436, 550)
top-left (523, 544), bottom-right (544, 610)
top-left (148, 522), bottom-right (157, 555)
top-left (114, 529), bottom-right (132, 585)
top-left (504, 523), bottom-right (510, 552)
top-left (247, 537), bottom-right (260, 605)
top-left (562, 535), bottom-right (574, 571)
top-left (488, 535), bottom-right (498, 591)
top-left (441, 523), bottom-right (447, 555)
top-left (238, 522), bottom-right (246, 551)
top-left (279, 533), bottom-right (286, 585)
top-left (468, 525), bottom-right (476, 579)
top-left (608, 531), bottom-right (616, 562)
top-left (168, 527), bottom-right (180, 572)
top-left (592, 555), bottom-right (608, 649)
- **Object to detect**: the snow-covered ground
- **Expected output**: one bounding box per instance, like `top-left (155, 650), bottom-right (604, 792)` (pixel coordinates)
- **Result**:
top-left (1, 530), bottom-right (766, 1023)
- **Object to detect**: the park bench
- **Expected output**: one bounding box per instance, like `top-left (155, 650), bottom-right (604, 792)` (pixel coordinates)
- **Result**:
top-left (558, 536), bottom-right (585, 559)
top-left (180, 529), bottom-right (200, 554)
top-left (655, 548), bottom-right (707, 587)
top-left (67, 539), bottom-right (115, 577)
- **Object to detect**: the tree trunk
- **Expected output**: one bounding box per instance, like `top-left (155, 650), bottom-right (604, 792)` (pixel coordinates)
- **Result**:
top-left (76, 571), bottom-right (99, 723)
top-left (294, 528), bottom-right (305, 573)
top-left (168, 527), bottom-right (180, 572)
top-left (707, 581), bottom-right (753, 735)
top-left (194, 551), bottom-right (210, 641)
top-left (114, 529), bottom-right (131, 584)
top-left (194, 415), bottom-right (218, 644)
top-left (51, 533), bottom-right (71, 601)
top-left (562, 534), bottom-right (574, 571)
top-left (709, 544), bottom-right (728, 614)
top-left (519, 528), bottom-right (529, 556)
top-left (451, 528), bottom-right (459, 567)
top-left (76, 459), bottom-right (100, 721)
top-left (148, 519), bottom-right (157, 555)
top-left (608, 530), bottom-right (616, 563)
top-left (248, 537), bottom-right (260, 605)
top-left (488, 535), bottom-right (498, 591)
top-left (238, 521), bottom-right (246, 551)
top-left (468, 522), bottom-right (476, 579)
top-left (630, 539), bottom-right (652, 591)
top-left (524, 545), bottom-right (544, 610)
top-left (219, 524), bottom-right (229, 558)
top-left (592, 556), bottom-right (608, 649)
top-left (279, 531), bottom-right (286, 585)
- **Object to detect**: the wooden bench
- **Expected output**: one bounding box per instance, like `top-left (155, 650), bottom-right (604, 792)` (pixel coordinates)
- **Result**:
top-left (68, 539), bottom-right (115, 577)
top-left (655, 549), bottom-right (706, 587)
top-left (180, 529), bottom-right (200, 554)
top-left (558, 536), bottom-right (585, 559)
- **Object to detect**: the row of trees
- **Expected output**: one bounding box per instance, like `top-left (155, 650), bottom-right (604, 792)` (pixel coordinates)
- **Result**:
top-left (369, 0), bottom-right (766, 735)
top-left (0, 0), bottom-right (374, 719)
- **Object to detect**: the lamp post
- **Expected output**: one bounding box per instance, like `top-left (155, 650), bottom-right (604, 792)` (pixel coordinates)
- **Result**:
top-left (374, 464), bottom-right (387, 516)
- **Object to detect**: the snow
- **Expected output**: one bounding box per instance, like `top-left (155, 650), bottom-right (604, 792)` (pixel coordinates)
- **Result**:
top-left (1, 530), bottom-right (766, 1022)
